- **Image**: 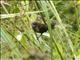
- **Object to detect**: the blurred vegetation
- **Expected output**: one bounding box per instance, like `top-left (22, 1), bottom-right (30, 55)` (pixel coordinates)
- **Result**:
top-left (0, 0), bottom-right (80, 60)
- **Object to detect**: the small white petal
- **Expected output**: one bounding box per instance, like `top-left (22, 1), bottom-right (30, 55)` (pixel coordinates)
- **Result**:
top-left (16, 33), bottom-right (23, 41)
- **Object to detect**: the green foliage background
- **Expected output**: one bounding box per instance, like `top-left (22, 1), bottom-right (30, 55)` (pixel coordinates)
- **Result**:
top-left (0, 0), bottom-right (80, 60)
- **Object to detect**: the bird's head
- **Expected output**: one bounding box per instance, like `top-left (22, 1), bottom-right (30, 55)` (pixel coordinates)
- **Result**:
top-left (32, 22), bottom-right (38, 28)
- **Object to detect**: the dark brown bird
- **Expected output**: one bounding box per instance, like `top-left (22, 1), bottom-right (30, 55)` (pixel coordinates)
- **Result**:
top-left (32, 20), bottom-right (57, 35)
top-left (32, 22), bottom-right (48, 35)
